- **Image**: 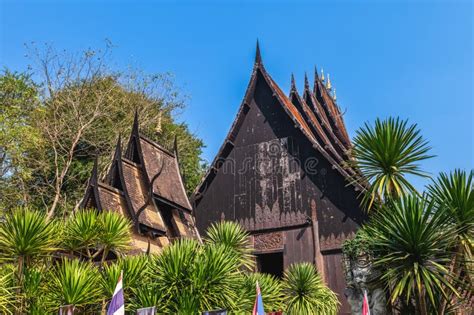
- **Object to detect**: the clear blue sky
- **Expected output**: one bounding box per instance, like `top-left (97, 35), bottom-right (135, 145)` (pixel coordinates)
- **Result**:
top-left (1, 0), bottom-right (473, 190)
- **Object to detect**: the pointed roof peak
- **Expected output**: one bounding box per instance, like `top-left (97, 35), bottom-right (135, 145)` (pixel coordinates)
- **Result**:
top-left (314, 66), bottom-right (320, 81)
top-left (90, 155), bottom-right (99, 184)
top-left (255, 39), bottom-right (262, 66)
top-left (114, 134), bottom-right (123, 159)
top-left (290, 73), bottom-right (297, 92)
top-left (304, 72), bottom-right (310, 90)
top-left (132, 109), bottom-right (140, 134)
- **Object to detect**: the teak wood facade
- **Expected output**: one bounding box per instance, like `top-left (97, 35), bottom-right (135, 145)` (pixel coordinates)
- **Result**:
top-left (192, 44), bottom-right (367, 314)
top-left (81, 114), bottom-right (197, 255)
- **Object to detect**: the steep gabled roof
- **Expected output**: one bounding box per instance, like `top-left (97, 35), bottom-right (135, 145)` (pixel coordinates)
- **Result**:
top-left (289, 76), bottom-right (347, 166)
top-left (303, 77), bottom-right (349, 155)
top-left (139, 136), bottom-right (192, 211)
top-left (192, 44), bottom-right (364, 202)
top-left (313, 71), bottom-right (351, 147)
top-left (125, 113), bottom-right (192, 212)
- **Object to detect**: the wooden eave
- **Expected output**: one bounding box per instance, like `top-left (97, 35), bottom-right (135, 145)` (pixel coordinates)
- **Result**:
top-left (304, 87), bottom-right (349, 155)
top-left (315, 79), bottom-right (351, 147)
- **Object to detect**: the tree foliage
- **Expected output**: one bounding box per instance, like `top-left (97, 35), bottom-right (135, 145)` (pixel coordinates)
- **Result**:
top-left (0, 43), bottom-right (205, 217)
top-left (350, 117), bottom-right (433, 211)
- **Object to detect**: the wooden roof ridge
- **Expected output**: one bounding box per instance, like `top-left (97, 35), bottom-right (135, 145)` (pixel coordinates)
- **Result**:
top-left (289, 78), bottom-right (348, 167)
top-left (108, 135), bottom-right (140, 224)
top-left (125, 111), bottom-right (191, 212)
top-left (192, 46), bottom-right (364, 203)
top-left (80, 156), bottom-right (102, 210)
top-left (303, 82), bottom-right (349, 155)
top-left (314, 75), bottom-right (351, 147)
top-left (191, 43), bottom-right (263, 201)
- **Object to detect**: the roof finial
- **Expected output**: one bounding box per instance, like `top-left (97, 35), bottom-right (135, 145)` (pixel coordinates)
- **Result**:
top-left (304, 72), bottom-right (310, 90)
top-left (255, 39), bottom-right (262, 65)
top-left (132, 109), bottom-right (139, 134)
top-left (114, 134), bottom-right (122, 158)
top-left (91, 155), bottom-right (99, 184)
top-left (290, 73), bottom-right (296, 92)
top-left (321, 68), bottom-right (325, 82)
top-left (314, 66), bottom-right (320, 93)
top-left (333, 88), bottom-right (337, 101)
top-left (326, 73), bottom-right (332, 90)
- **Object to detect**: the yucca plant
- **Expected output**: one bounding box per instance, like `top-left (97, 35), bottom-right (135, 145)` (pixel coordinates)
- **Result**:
top-left (63, 209), bottom-right (131, 262)
top-left (97, 210), bottom-right (132, 262)
top-left (237, 272), bottom-right (284, 313)
top-left (0, 207), bottom-right (58, 312)
top-left (46, 258), bottom-right (103, 312)
top-left (101, 254), bottom-right (150, 312)
top-left (205, 220), bottom-right (254, 270)
top-left (363, 194), bottom-right (459, 314)
top-left (282, 262), bottom-right (339, 315)
top-left (427, 169), bottom-right (474, 313)
top-left (150, 238), bottom-right (242, 313)
top-left (351, 117), bottom-right (433, 210)
top-left (62, 209), bottom-right (100, 258)
top-left (0, 268), bottom-right (16, 314)
top-left (128, 284), bottom-right (163, 314)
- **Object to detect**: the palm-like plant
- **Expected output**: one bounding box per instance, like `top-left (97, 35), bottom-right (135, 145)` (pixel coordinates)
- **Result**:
top-left (0, 207), bottom-right (58, 265)
top-left (237, 273), bottom-right (284, 313)
top-left (101, 254), bottom-right (150, 312)
top-left (150, 238), bottom-right (242, 313)
top-left (63, 209), bottom-right (131, 262)
top-left (0, 269), bottom-right (16, 314)
top-left (351, 117), bottom-right (433, 210)
top-left (0, 207), bottom-right (58, 312)
top-left (205, 220), bottom-right (254, 270)
top-left (97, 210), bottom-right (132, 261)
top-left (427, 170), bottom-right (474, 312)
top-left (46, 258), bottom-right (102, 312)
top-left (282, 262), bottom-right (339, 315)
top-left (363, 194), bottom-right (459, 314)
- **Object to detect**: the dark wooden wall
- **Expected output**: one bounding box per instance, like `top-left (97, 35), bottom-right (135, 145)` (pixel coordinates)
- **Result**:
top-left (194, 71), bottom-right (365, 314)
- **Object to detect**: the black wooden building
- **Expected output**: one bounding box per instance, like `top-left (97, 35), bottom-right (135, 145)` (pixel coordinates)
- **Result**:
top-left (192, 44), bottom-right (366, 314)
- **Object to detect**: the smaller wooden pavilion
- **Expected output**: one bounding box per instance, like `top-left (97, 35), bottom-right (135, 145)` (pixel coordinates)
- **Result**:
top-left (81, 113), bottom-right (197, 255)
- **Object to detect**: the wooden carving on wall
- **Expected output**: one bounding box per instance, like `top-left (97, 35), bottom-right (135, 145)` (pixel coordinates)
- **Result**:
top-left (253, 232), bottom-right (284, 251)
top-left (320, 231), bottom-right (355, 252)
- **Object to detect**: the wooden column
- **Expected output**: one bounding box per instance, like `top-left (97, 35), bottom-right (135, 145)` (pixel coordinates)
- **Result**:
top-left (311, 200), bottom-right (326, 282)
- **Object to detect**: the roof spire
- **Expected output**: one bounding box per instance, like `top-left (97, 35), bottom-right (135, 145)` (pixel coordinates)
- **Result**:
top-left (132, 109), bottom-right (139, 135)
top-left (321, 68), bottom-right (325, 82)
top-left (304, 72), bottom-right (310, 90)
top-left (290, 73), bottom-right (297, 92)
top-left (114, 134), bottom-right (122, 158)
top-left (333, 88), bottom-right (337, 101)
top-left (326, 73), bottom-right (332, 90)
top-left (255, 39), bottom-right (262, 65)
top-left (314, 66), bottom-right (320, 93)
top-left (91, 155), bottom-right (99, 185)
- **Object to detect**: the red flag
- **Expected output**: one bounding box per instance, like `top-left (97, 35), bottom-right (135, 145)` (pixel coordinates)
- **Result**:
top-left (362, 290), bottom-right (370, 315)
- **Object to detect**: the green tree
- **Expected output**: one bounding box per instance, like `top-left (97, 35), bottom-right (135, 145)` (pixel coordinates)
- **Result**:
top-left (363, 195), bottom-right (459, 314)
top-left (282, 262), bottom-right (339, 315)
top-left (0, 207), bottom-right (58, 313)
top-left (0, 43), bottom-right (205, 216)
top-left (427, 170), bottom-right (474, 313)
top-left (45, 258), bottom-right (103, 313)
top-left (205, 220), bottom-right (254, 270)
top-left (62, 209), bottom-right (132, 262)
top-left (351, 117), bottom-right (433, 211)
top-left (0, 71), bottom-right (42, 209)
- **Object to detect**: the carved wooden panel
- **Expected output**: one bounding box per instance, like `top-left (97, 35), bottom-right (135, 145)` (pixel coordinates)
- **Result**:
top-left (320, 231), bottom-right (355, 252)
top-left (253, 232), bottom-right (284, 251)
